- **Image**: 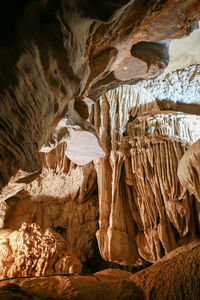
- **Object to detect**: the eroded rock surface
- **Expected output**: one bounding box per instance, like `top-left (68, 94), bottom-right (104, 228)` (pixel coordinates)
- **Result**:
top-left (0, 269), bottom-right (143, 300)
top-left (0, 0), bottom-right (200, 199)
top-left (178, 139), bottom-right (200, 201)
top-left (0, 241), bottom-right (200, 299)
top-left (114, 41), bottom-right (169, 81)
top-left (0, 0), bottom-right (200, 286)
top-left (130, 240), bottom-right (200, 300)
top-left (3, 81), bottom-right (200, 270)
top-left (141, 63), bottom-right (200, 105)
top-left (4, 144), bottom-right (99, 263)
top-left (93, 85), bottom-right (200, 265)
top-left (40, 100), bottom-right (105, 165)
top-left (0, 222), bottom-right (82, 279)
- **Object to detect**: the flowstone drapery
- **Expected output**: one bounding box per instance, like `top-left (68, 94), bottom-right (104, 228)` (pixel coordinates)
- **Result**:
top-left (93, 85), bottom-right (200, 265)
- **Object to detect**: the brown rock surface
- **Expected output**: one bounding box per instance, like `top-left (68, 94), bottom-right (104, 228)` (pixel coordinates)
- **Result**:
top-left (130, 240), bottom-right (200, 300)
top-left (0, 1), bottom-right (200, 293)
top-left (4, 144), bottom-right (99, 263)
top-left (93, 86), bottom-right (200, 265)
top-left (0, 269), bottom-right (143, 300)
top-left (0, 222), bottom-right (82, 279)
top-left (0, 0), bottom-right (200, 199)
top-left (178, 139), bottom-right (200, 200)
top-left (114, 41), bottom-right (169, 81)
top-left (3, 83), bottom-right (200, 271)
top-left (0, 241), bottom-right (200, 299)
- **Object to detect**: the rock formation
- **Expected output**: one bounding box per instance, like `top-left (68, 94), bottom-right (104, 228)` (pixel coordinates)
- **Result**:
top-left (0, 0), bottom-right (200, 299)
top-left (130, 239), bottom-right (200, 299)
top-left (0, 269), bottom-right (143, 300)
top-left (4, 145), bottom-right (99, 264)
top-left (0, 240), bottom-right (200, 299)
top-left (0, 0), bottom-right (200, 199)
top-left (3, 83), bottom-right (200, 270)
top-left (141, 63), bottom-right (200, 106)
top-left (0, 223), bottom-right (82, 279)
top-left (92, 85), bottom-right (200, 265)
top-left (178, 139), bottom-right (200, 201)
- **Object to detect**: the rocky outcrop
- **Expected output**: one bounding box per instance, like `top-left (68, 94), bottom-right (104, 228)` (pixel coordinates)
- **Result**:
top-left (130, 239), bottom-right (200, 300)
top-left (0, 223), bottom-right (82, 279)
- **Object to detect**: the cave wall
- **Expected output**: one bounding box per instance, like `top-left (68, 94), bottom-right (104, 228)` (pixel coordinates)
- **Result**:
top-left (4, 144), bottom-right (99, 264)
top-left (0, 0), bottom-right (200, 200)
top-left (4, 81), bottom-right (200, 271)
top-left (0, 0), bottom-right (200, 285)
top-left (93, 85), bottom-right (200, 265)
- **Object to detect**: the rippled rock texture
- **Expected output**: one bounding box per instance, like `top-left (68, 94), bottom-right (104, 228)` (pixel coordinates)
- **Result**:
top-left (93, 85), bottom-right (200, 265)
top-left (0, 223), bottom-right (82, 279)
top-left (178, 139), bottom-right (200, 202)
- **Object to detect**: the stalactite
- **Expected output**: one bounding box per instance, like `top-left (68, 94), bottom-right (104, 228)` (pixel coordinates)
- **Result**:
top-left (94, 85), bottom-right (200, 265)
